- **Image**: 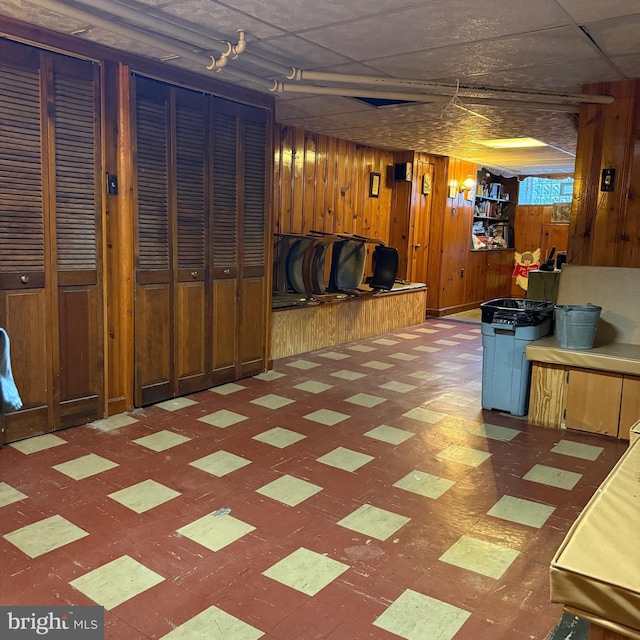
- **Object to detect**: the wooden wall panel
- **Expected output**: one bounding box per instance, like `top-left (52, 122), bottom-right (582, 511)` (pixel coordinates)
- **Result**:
top-left (273, 123), bottom-right (396, 273)
top-left (570, 79), bottom-right (640, 267)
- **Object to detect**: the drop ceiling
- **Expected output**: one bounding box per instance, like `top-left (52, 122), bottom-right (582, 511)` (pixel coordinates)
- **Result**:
top-left (1, 0), bottom-right (639, 175)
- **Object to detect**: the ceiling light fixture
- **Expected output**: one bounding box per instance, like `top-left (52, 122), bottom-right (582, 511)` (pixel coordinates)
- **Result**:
top-left (477, 137), bottom-right (548, 149)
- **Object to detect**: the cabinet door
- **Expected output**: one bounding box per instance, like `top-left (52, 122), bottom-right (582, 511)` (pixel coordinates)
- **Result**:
top-left (619, 375), bottom-right (640, 440)
top-left (564, 368), bottom-right (622, 436)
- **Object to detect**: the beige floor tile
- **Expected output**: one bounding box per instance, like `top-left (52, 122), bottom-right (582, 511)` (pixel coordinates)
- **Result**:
top-left (437, 445), bottom-right (491, 467)
top-left (402, 407), bottom-right (446, 424)
top-left (344, 393), bottom-right (386, 408)
top-left (250, 394), bottom-right (295, 410)
top-left (317, 351), bottom-right (350, 360)
top-left (434, 339), bottom-right (460, 346)
top-left (349, 344), bottom-right (378, 351)
top-left (262, 547), bottom-right (349, 596)
top-left (198, 410), bottom-right (248, 428)
top-left (435, 362), bottom-right (467, 371)
top-left (90, 414), bottom-right (138, 433)
top-left (5, 514), bottom-right (88, 558)
top-left (133, 430), bottom-right (191, 452)
top-left (293, 380), bottom-right (333, 394)
top-left (432, 323), bottom-right (456, 329)
top-left (551, 440), bottom-right (603, 461)
top-left (256, 474), bottom-right (322, 506)
top-left (252, 427), bottom-right (306, 448)
top-left (488, 495), bottom-right (555, 529)
top-left (190, 451), bottom-right (251, 477)
top-left (209, 382), bottom-right (247, 395)
top-left (474, 423), bottom-right (520, 442)
top-left (10, 434), bottom-right (67, 455)
top-left (330, 370), bottom-right (367, 381)
top-left (361, 360), bottom-right (395, 370)
top-left (456, 353), bottom-right (483, 361)
top-left (253, 370), bottom-right (286, 381)
top-left (379, 381), bottom-right (417, 394)
top-left (317, 447), bottom-right (374, 472)
top-left (411, 345), bottom-right (440, 353)
top-left (364, 425), bottom-right (415, 445)
top-left (415, 328), bottom-right (438, 334)
top-left (453, 333), bottom-right (479, 340)
top-left (0, 482), bottom-right (28, 508)
top-left (523, 464), bottom-right (582, 490)
top-left (108, 479), bottom-right (180, 513)
top-left (395, 333), bottom-right (419, 340)
top-left (70, 555), bottom-right (164, 610)
top-left (155, 397), bottom-right (197, 411)
top-left (388, 353), bottom-right (419, 361)
top-left (303, 409), bottom-right (350, 426)
top-left (439, 535), bottom-right (520, 579)
top-left (53, 453), bottom-right (119, 480)
top-left (177, 513), bottom-right (255, 552)
top-left (393, 470), bottom-right (455, 499)
top-left (408, 371), bottom-right (443, 381)
top-left (374, 589), bottom-right (470, 640)
top-left (337, 504), bottom-right (410, 541)
top-left (286, 359), bottom-right (320, 370)
top-left (160, 605), bottom-right (264, 640)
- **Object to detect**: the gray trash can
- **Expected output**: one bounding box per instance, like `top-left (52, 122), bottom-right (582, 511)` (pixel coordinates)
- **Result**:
top-left (480, 299), bottom-right (554, 416)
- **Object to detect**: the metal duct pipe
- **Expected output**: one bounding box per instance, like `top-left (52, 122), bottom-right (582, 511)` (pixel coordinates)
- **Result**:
top-left (291, 70), bottom-right (614, 106)
top-left (270, 82), bottom-right (581, 113)
top-left (70, 0), bottom-right (294, 77)
top-left (27, 0), bottom-right (275, 89)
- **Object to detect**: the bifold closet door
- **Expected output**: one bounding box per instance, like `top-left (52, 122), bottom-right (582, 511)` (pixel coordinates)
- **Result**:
top-left (0, 42), bottom-right (103, 442)
top-left (134, 79), bottom-right (209, 405)
top-left (210, 99), bottom-right (269, 383)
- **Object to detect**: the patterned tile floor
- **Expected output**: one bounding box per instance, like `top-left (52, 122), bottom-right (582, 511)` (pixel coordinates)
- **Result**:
top-left (0, 319), bottom-right (627, 639)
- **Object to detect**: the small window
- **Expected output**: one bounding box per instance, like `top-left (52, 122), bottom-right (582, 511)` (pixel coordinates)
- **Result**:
top-left (518, 177), bottom-right (574, 205)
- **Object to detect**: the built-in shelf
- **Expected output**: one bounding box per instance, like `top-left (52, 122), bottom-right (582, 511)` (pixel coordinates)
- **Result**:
top-left (473, 215), bottom-right (510, 221)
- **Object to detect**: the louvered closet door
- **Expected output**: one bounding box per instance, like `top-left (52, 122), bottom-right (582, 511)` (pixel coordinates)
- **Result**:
top-left (52, 56), bottom-right (103, 429)
top-left (0, 42), bottom-right (103, 443)
top-left (0, 42), bottom-right (50, 442)
top-left (238, 104), bottom-right (269, 376)
top-left (134, 79), bottom-right (173, 406)
top-left (210, 99), bottom-right (269, 382)
top-left (175, 90), bottom-right (209, 395)
top-left (210, 99), bottom-right (240, 383)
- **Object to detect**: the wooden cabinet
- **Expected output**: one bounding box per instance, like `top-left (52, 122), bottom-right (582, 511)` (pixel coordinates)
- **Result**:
top-left (0, 41), bottom-right (103, 444)
top-left (529, 363), bottom-right (639, 439)
top-left (133, 77), bottom-right (271, 406)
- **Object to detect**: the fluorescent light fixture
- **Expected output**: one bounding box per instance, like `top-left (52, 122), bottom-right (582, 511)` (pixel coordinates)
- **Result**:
top-left (477, 137), bottom-right (548, 149)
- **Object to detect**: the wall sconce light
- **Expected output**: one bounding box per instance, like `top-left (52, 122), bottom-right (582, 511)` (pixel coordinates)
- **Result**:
top-left (460, 174), bottom-right (476, 194)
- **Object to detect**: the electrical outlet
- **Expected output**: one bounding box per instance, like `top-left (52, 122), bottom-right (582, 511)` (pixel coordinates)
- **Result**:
top-left (460, 269), bottom-right (464, 277)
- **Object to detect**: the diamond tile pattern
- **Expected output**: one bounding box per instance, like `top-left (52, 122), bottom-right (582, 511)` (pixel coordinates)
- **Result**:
top-left (0, 320), bottom-right (627, 639)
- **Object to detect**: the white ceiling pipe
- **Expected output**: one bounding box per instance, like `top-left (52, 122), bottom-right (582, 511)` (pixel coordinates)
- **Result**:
top-left (27, 0), bottom-right (275, 89)
top-left (292, 70), bottom-right (614, 105)
top-left (271, 82), bottom-right (581, 112)
top-left (69, 0), bottom-right (294, 77)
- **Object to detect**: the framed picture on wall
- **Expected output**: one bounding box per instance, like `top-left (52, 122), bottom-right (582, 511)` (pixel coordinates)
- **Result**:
top-left (369, 172), bottom-right (380, 198)
top-left (422, 173), bottom-right (431, 195)
top-left (552, 202), bottom-right (571, 223)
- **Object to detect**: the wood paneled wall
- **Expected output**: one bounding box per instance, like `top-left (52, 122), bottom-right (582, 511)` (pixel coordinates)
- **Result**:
top-left (570, 78), bottom-right (640, 267)
top-left (274, 125), bottom-right (395, 239)
top-left (273, 125), bottom-right (397, 287)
